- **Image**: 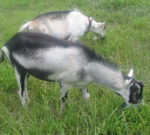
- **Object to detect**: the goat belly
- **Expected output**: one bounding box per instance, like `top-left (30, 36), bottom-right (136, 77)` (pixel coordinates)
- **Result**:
top-left (25, 68), bottom-right (55, 81)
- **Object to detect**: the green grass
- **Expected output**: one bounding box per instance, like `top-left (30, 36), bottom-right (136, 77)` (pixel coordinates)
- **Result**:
top-left (0, 0), bottom-right (150, 134)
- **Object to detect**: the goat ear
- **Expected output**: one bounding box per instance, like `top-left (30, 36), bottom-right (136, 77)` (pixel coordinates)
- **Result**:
top-left (125, 68), bottom-right (134, 86)
top-left (97, 22), bottom-right (105, 27)
top-left (102, 21), bottom-right (106, 25)
top-left (128, 68), bottom-right (134, 77)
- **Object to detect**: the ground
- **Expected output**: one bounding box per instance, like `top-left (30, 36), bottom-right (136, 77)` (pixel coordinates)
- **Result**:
top-left (0, 0), bottom-right (150, 134)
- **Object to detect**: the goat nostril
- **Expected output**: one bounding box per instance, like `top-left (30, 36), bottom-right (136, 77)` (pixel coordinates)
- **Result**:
top-left (101, 36), bottom-right (105, 40)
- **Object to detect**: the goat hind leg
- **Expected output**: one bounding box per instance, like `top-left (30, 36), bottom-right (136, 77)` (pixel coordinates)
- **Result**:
top-left (14, 67), bottom-right (28, 106)
top-left (60, 83), bottom-right (69, 112)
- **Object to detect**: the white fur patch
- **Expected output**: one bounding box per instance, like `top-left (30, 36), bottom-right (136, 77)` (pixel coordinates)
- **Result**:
top-left (19, 10), bottom-right (106, 41)
top-left (13, 47), bottom-right (88, 82)
top-left (2, 46), bottom-right (10, 61)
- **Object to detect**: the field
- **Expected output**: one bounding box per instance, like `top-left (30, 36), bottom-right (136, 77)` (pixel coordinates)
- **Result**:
top-left (0, 0), bottom-right (150, 134)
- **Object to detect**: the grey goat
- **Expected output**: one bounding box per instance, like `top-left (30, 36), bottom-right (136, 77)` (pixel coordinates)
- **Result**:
top-left (0, 32), bottom-right (143, 111)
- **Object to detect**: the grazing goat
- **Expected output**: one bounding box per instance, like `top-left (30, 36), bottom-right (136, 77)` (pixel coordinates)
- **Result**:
top-left (0, 32), bottom-right (143, 110)
top-left (19, 9), bottom-right (106, 41)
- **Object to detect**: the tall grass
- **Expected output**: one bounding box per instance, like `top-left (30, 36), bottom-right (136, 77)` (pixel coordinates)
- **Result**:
top-left (0, 0), bottom-right (150, 134)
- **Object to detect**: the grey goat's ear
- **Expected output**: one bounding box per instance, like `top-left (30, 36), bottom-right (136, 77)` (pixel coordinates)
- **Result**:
top-left (125, 68), bottom-right (134, 86)
top-left (128, 68), bottom-right (134, 78)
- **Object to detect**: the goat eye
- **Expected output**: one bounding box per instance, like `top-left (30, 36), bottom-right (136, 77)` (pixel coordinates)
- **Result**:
top-left (103, 25), bottom-right (106, 30)
top-left (133, 92), bottom-right (138, 97)
top-left (138, 89), bottom-right (141, 93)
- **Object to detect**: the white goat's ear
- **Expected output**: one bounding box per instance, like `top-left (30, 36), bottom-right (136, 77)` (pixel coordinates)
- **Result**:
top-left (97, 22), bottom-right (105, 27)
top-left (128, 68), bottom-right (134, 78)
top-left (102, 21), bottom-right (106, 25)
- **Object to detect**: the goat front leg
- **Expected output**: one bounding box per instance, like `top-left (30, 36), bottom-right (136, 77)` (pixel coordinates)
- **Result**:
top-left (81, 88), bottom-right (90, 103)
top-left (60, 83), bottom-right (70, 112)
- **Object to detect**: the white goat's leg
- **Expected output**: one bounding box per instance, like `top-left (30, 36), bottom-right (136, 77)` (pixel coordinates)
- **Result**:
top-left (14, 67), bottom-right (28, 106)
top-left (60, 83), bottom-right (69, 112)
top-left (81, 88), bottom-right (90, 103)
top-left (25, 74), bottom-right (30, 102)
top-left (19, 74), bottom-right (30, 102)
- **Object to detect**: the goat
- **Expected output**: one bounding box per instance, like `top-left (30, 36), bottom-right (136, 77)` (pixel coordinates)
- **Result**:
top-left (19, 9), bottom-right (106, 41)
top-left (0, 32), bottom-right (143, 111)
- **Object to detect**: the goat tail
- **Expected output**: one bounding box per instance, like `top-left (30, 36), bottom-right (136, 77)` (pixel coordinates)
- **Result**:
top-left (19, 21), bottom-right (32, 32)
top-left (0, 48), bottom-right (4, 63)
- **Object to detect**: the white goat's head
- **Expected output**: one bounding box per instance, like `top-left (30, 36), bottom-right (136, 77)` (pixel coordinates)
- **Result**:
top-left (91, 21), bottom-right (106, 40)
top-left (93, 22), bottom-right (106, 40)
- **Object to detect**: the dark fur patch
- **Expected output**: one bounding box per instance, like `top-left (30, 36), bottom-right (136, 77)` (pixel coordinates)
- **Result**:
top-left (129, 80), bottom-right (144, 104)
top-left (25, 68), bottom-right (54, 81)
top-left (120, 102), bottom-right (128, 108)
top-left (15, 66), bottom-right (26, 96)
top-left (77, 69), bottom-right (86, 80)
top-left (80, 44), bottom-right (120, 71)
top-left (33, 10), bottom-right (71, 20)
top-left (5, 32), bottom-right (72, 51)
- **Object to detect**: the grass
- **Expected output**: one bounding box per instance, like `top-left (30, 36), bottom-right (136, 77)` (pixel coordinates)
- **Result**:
top-left (0, 0), bottom-right (150, 134)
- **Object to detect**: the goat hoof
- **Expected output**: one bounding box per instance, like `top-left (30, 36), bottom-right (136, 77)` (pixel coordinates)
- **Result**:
top-left (120, 102), bottom-right (128, 108)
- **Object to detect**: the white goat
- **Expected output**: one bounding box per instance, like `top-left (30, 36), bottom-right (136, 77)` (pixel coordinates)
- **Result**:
top-left (0, 32), bottom-right (143, 111)
top-left (19, 9), bottom-right (106, 41)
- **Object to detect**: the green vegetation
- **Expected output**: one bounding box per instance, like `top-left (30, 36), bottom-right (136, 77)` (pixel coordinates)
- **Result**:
top-left (0, 0), bottom-right (150, 134)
